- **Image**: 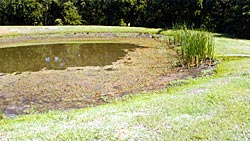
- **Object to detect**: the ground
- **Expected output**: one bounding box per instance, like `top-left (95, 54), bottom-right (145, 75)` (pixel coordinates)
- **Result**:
top-left (0, 26), bottom-right (249, 140)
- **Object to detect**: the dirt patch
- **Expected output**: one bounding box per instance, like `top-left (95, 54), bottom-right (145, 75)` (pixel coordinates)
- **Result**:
top-left (0, 33), bottom-right (213, 116)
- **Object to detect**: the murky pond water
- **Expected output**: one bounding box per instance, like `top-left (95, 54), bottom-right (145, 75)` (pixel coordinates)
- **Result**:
top-left (0, 43), bottom-right (140, 73)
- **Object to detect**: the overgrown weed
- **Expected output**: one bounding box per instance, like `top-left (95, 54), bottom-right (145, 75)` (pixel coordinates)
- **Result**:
top-left (170, 26), bottom-right (214, 68)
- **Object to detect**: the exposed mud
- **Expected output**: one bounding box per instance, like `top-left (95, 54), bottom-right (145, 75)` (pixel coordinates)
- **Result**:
top-left (0, 33), bottom-right (213, 117)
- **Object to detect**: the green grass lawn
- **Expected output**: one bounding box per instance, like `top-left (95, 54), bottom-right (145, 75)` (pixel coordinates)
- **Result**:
top-left (0, 26), bottom-right (161, 37)
top-left (0, 26), bottom-right (250, 140)
top-left (215, 37), bottom-right (250, 56)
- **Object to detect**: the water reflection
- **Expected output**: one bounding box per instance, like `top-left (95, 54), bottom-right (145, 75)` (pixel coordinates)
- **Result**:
top-left (0, 43), bottom-right (140, 73)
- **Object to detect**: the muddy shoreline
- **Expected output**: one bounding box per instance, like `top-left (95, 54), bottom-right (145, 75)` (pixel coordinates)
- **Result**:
top-left (0, 33), bottom-right (213, 117)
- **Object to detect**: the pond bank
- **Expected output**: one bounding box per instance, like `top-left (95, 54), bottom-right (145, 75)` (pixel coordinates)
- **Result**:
top-left (1, 26), bottom-right (249, 140)
top-left (0, 31), bottom-right (212, 116)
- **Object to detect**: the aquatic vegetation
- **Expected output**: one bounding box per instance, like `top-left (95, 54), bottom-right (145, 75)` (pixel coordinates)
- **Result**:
top-left (172, 29), bottom-right (214, 68)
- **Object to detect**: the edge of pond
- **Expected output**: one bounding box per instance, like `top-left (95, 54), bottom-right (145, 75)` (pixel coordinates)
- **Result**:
top-left (0, 32), bottom-right (216, 118)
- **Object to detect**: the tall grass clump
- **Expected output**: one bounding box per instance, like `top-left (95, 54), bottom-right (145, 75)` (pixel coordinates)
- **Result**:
top-left (172, 27), bottom-right (214, 68)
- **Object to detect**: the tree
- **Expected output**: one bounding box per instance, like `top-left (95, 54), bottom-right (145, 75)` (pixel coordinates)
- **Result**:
top-left (62, 1), bottom-right (82, 25)
top-left (0, 0), bottom-right (8, 25)
top-left (23, 0), bottom-right (44, 25)
top-left (0, 0), bottom-right (249, 38)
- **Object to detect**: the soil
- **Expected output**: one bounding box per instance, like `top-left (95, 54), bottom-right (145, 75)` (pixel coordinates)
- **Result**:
top-left (0, 33), bottom-right (214, 117)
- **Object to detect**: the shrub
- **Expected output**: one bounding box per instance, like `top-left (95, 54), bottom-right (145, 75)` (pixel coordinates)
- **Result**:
top-left (55, 19), bottom-right (63, 26)
top-left (119, 19), bottom-right (127, 26)
top-left (172, 28), bottom-right (214, 68)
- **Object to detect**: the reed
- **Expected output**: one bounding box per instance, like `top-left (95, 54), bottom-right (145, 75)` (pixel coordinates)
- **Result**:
top-left (172, 28), bottom-right (214, 68)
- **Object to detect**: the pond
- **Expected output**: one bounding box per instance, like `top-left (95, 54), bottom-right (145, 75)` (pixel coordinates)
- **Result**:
top-left (0, 40), bottom-right (178, 117)
top-left (0, 43), bottom-right (140, 73)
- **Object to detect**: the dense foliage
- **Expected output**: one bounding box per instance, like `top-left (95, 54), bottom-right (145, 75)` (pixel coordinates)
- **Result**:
top-left (0, 0), bottom-right (249, 38)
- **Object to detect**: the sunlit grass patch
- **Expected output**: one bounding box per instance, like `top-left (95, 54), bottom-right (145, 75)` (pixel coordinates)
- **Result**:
top-left (0, 26), bottom-right (161, 37)
top-left (215, 37), bottom-right (250, 56)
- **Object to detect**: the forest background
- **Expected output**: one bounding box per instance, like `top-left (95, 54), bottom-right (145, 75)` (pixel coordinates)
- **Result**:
top-left (0, 0), bottom-right (249, 38)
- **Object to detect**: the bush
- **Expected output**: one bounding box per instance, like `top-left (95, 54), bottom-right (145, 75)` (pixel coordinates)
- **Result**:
top-left (119, 19), bottom-right (127, 26)
top-left (55, 19), bottom-right (63, 26)
top-left (172, 28), bottom-right (214, 68)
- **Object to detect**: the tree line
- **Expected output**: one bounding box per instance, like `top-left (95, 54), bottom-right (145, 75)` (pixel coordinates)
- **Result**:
top-left (0, 0), bottom-right (249, 38)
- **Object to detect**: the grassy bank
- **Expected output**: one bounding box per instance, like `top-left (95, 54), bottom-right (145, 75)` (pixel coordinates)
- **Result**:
top-left (215, 37), bottom-right (250, 56)
top-left (0, 26), bottom-right (250, 140)
top-left (0, 26), bottom-right (162, 48)
top-left (1, 59), bottom-right (249, 140)
top-left (0, 26), bottom-right (161, 37)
